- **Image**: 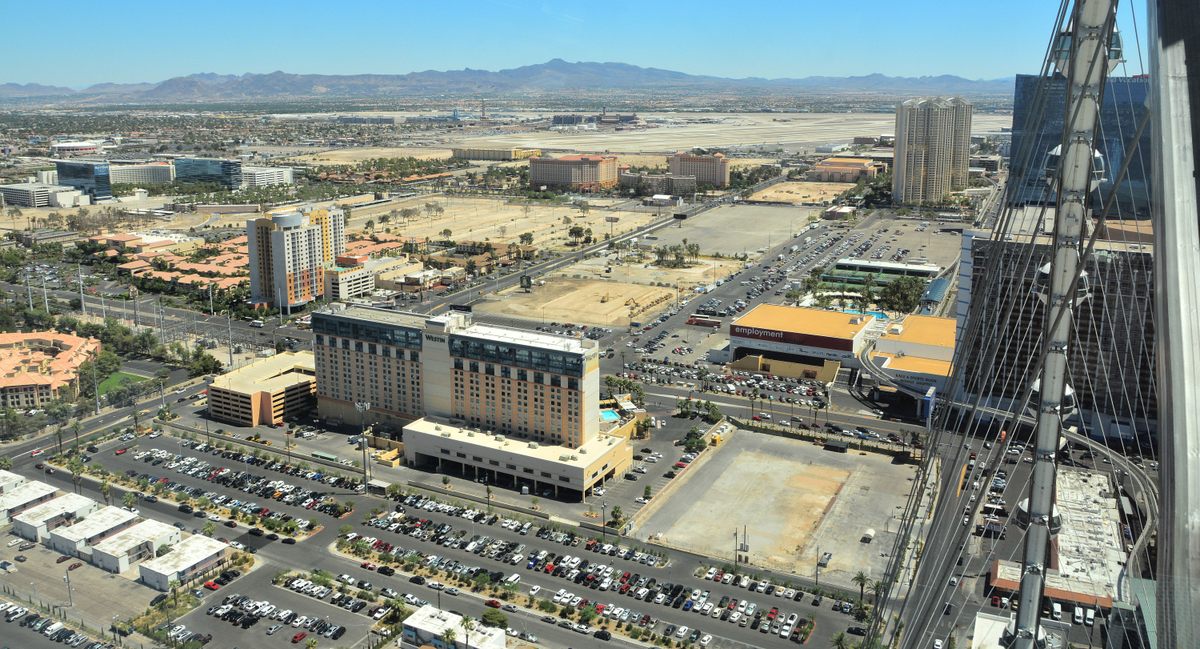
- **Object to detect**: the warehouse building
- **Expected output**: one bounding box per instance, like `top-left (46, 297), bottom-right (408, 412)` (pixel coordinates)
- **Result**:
top-left (48, 505), bottom-right (138, 558)
top-left (728, 304), bottom-right (874, 376)
top-left (207, 351), bottom-right (316, 427)
top-left (12, 493), bottom-right (98, 542)
top-left (139, 535), bottom-right (229, 591)
top-left (92, 519), bottom-right (181, 574)
top-left (450, 147), bottom-right (540, 161)
top-left (0, 480), bottom-right (58, 524)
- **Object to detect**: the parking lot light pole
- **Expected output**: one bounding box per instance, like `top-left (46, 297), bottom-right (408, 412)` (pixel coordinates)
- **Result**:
top-left (355, 401), bottom-right (371, 488)
top-left (601, 502), bottom-right (608, 543)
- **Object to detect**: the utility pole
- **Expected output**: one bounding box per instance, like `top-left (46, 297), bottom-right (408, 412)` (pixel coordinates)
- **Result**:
top-left (63, 570), bottom-right (73, 607)
top-left (131, 286), bottom-right (139, 329)
top-left (77, 265), bottom-right (86, 317)
top-left (208, 284), bottom-right (214, 316)
top-left (226, 316), bottom-right (234, 367)
top-left (355, 401), bottom-right (372, 488)
top-left (25, 270), bottom-right (33, 309)
top-left (1011, 2), bottom-right (1113, 648)
top-left (40, 275), bottom-right (48, 313)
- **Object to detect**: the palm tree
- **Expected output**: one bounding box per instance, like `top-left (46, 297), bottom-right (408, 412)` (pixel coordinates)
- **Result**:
top-left (831, 630), bottom-right (851, 649)
top-left (460, 615), bottom-right (475, 649)
top-left (869, 579), bottom-right (886, 604)
top-left (852, 570), bottom-right (870, 604)
top-left (0, 457), bottom-right (10, 470)
top-left (54, 427), bottom-right (64, 456)
top-left (100, 479), bottom-right (112, 505)
top-left (122, 491), bottom-right (137, 510)
top-left (441, 627), bottom-right (457, 647)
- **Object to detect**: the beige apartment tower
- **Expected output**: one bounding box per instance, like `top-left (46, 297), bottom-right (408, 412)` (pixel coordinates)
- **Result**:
top-left (247, 206), bottom-right (346, 309)
top-left (668, 152), bottom-right (730, 188)
top-left (892, 97), bottom-right (973, 205)
top-left (528, 155), bottom-right (618, 191)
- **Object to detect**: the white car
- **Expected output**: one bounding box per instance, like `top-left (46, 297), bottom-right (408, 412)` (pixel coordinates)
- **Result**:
top-left (529, 585), bottom-right (541, 596)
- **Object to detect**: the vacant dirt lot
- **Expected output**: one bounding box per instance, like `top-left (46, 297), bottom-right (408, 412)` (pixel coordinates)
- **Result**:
top-left (749, 181), bottom-right (856, 204)
top-left (649, 204), bottom-right (821, 259)
top-left (283, 146), bottom-right (453, 164)
top-left (475, 279), bottom-right (674, 327)
top-left (635, 432), bottom-right (914, 586)
top-left (564, 254), bottom-right (741, 289)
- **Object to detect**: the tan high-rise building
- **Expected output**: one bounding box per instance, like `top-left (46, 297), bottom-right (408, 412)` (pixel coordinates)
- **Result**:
top-left (892, 97), bottom-right (972, 205)
top-left (668, 152), bottom-right (731, 188)
top-left (247, 205), bottom-right (346, 309)
top-left (528, 154), bottom-right (618, 191)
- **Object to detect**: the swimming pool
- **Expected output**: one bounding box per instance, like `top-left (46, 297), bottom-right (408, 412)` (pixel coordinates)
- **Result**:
top-left (843, 309), bottom-right (889, 320)
top-left (600, 409), bottom-right (621, 422)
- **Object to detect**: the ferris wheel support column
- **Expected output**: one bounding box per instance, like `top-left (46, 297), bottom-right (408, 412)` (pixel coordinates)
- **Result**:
top-left (1010, 1), bottom-right (1116, 648)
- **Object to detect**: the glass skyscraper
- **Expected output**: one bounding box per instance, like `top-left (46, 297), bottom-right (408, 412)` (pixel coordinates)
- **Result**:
top-left (54, 160), bottom-right (112, 201)
top-left (173, 157), bottom-right (243, 189)
top-left (1009, 73), bottom-right (1152, 218)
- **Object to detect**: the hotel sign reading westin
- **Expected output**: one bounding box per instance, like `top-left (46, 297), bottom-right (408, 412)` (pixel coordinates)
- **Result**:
top-left (729, 325), bottom-right (854, 352)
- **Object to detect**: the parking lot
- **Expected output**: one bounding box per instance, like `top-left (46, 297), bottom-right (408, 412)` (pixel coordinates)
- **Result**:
top-left (0, 533), bottom-right (153, 633)
top-left (1, 599), bottom-right (116, 649)
top-left (635, 431), bottom-right (914, 590)
top-left (648, 204), bottom-right (820, 260)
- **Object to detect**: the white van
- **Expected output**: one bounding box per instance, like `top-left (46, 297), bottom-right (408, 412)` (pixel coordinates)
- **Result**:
top-left (1073, 606), bottom-right (1084, 624)
top-left (1051, 602), bottom-right (1062, 620)
top-left (1085, 608), bottom-right (1096, 626)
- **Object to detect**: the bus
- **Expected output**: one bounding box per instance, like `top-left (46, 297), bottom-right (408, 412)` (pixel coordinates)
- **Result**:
top-left (981, 503), bottom-right (1009, 518)
top-left (312, 451), bottom-right (338, 463)
top-left (249, 319), bottom-right (265, 328)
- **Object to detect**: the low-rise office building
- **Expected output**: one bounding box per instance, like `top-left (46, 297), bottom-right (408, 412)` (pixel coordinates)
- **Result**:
top-left (12, 493), bottom-right (98, 542)
top-left (403, 417), bottom-right (632, 502)
top-left (0, 480), bottom-right (58, 524)
top-left (92, 519), bottom-right (181, 574)
top-left (207, 351), bottom-right (316, 427)
top-left (401, 604), bottom-right (507, 649)
top-left (48, 506), bottom-right (138, 558)
top-left (139, 535), bottom-right (229, 591)
top-left (729, 304), bottom-right (873, 374)
top-left (870, 315), bottom-right (956, 392)
top-left (450, 147), bottom-right (540, 161)
top-left (0, 182), bottom-right (90, 208)
top-left (240, 166), bottom-right (294, 188)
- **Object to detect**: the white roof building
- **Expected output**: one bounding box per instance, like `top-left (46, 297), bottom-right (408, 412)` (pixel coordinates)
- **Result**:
top-left (139, 535), bottom-right (229, 591)
top-left (12, 493), bottom-right (98, 541)
top-left (49, 506), bottom-right (138, 557)
top-left (401, 605), bottom-right (506, 649)
top-left (0, 469), bottom-right (26, 494)
top-left (92, 519), bottom-right (181, 574)
top-left (0, 480), bottom-right (59, 524)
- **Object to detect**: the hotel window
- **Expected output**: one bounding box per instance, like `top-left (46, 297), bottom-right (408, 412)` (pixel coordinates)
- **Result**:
top-left (500, 367), bottom-right (510, 379)
top-left (410, 351), bottom-right (419, 362)
top-left (550, 376), bottom-right (561, 388)
top-left (567, 378), bottom-right (578, 390)
top-left (517, 369), bottom-right (527, 382)
top-left (470, 362), bottom-right (479, 373)
top-left (454, 359), bottom-right (463, 371)
top-left (534, 372), bottom-right (544, 384)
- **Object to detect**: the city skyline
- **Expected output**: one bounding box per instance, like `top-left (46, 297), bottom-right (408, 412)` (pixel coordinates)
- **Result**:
top-left (0, 0), bottom-right (1148, 87)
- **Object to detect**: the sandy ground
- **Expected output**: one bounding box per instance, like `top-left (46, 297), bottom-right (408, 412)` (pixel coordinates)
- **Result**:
top-left (642, 446), bottom-right (849, 574)
top-left (455, 113), bottom-right (1013, 154)
top-left (563, 254), bottom-right (741, 289)
top-left (648, 204), bottom-right (821, 258)
top-left (474, 279), bottom-right (674, 327)
top-left (635, 431), bottom-right (915, 585)
top-left (282, 146), bottom-right (453, 164)
top-left (749, 181), bottom-right (857, 204)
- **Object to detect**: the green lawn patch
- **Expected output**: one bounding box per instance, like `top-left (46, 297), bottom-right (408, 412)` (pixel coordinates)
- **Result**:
top-left (98, 371), bottom-right (147, 396)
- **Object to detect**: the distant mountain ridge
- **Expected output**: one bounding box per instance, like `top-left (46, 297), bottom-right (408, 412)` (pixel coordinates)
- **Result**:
top-left (0, 59), bottom-right (1014, 102)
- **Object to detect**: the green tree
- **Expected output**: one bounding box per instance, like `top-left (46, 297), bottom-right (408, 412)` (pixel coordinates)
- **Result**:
top-left (0, 457), bottom-right (10, 470)
top-left (831, 631), bottom-right (851, 649)
top-left (519, 232), bottom-right (534, 246)
top-left (643, 485), bottom-right (652, 499)
top-left (122, 491), bottom-right (137, 510)
top-left (440, 627), bottom-right (456, 647)
top-left (609, 505), bottom-right (624, 526)
top-left (202, 521), bottom-right (216, 537)
top-left (480, 609), bottom-right (508, 628)
top-left (100, 478), bottom-right (112, 505)
top-left (460, 615), bottom-right (475, 649)
top-left (876, 276), bottom-right (927, 313)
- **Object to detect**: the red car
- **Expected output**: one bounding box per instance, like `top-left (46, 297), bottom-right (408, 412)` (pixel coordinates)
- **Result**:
top-left (56, 555), bottom-right (71, 564)
top-left (991, 595), bottom-right (1001, 607)
top-left (360, 562), bottom-right (377, 571)
top-left (203, 580), bottom-right (220, 590)
top-left (291, 632), bottom-right (307, 644)
top-left (68, 562), bottom-right (82, 571)
top-left (484, 599), bottom-right (501, 608)
top-left (767, 607), bottom-right (779, 621)
top-left (29, 448), bottom-right (44, 457)
top-left (115, 448), bottom-right (127, 455)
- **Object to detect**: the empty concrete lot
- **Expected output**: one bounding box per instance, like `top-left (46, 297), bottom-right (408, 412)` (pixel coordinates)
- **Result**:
top-left (635, 431), bottom-right (915, 589)
top-left (649, 204), bottom-right (822, 258)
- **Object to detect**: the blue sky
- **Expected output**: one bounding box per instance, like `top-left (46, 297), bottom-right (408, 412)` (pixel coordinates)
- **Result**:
top-left (4, 0), bottom-right (1150, 87)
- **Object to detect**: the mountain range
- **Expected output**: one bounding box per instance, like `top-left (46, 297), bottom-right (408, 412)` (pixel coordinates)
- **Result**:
top-left (0, 59), bottom-right (1014, 102)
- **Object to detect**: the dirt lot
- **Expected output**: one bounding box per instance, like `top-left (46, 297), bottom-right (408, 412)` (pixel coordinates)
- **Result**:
top-left (283, 146), bottom-right (453, 165)
top-left (635, 432), bottom-right (913, 587)
top-left (475, 279), bottom-right (675, 327)
top-left (564, 254), bottom-right (741, 289)
top-left (749, 181), bottom-right (856, 205)
top-left (648, 204), bottom-right (821, 259)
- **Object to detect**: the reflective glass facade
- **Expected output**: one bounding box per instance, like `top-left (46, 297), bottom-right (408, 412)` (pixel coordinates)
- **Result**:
top-left (312, 313), bottom-right (423, 349)
top-left (448, 335), bottom-right (585, 377)
top-left (54, 160), bottom-right (111, 200)
top-left (173, 158), bottom-right (242, 188)
top-left (1009, 74), bottom-right (1152, 218)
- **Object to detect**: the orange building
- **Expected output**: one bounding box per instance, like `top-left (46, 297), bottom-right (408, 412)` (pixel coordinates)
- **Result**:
top-left (0, 332), bottom-right (100, 409)
top-left (206, 352), bottom-right (316, 427)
